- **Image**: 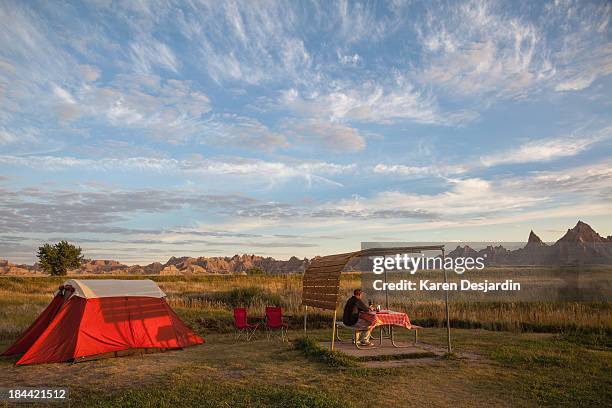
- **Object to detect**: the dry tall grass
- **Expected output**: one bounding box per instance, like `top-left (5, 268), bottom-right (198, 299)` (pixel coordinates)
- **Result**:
top-left (0, 272), bottom-right (610, 342)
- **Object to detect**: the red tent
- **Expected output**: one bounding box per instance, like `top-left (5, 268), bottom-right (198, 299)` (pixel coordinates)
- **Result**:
top-left (2, 279), bottom-right (204, 365)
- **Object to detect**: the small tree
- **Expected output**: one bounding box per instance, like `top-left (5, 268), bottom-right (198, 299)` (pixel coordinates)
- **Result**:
top-left (37, 241), bottom-right (84, 276)
top-left (248, 266), bottom-right (265, 275)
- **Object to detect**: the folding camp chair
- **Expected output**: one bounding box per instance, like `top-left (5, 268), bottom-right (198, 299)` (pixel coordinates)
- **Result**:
top-left (233, 308), bottom-right (259, 341)
top-left (264, 306), bottom-right (288, 342)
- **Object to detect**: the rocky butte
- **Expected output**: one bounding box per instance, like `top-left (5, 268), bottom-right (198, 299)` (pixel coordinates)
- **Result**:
top-left (1, 221), bottom-right (610, 275)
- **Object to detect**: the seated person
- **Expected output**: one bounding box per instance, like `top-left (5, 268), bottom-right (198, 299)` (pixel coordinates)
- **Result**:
top-left (342, 289), bottom-right (375, 346)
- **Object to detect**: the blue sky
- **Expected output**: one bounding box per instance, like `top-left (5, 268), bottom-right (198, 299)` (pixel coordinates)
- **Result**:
top-left (0, 0), bottom-right (611, 264)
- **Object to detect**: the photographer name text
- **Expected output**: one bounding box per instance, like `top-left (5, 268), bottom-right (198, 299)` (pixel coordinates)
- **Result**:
top-left (372, 279), bottom-right (520, 293)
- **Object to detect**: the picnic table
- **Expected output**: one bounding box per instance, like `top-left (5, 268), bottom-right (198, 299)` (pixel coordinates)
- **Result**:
top-left (360, 310), bottom-right (413, 328)
top-left (358, 310), bottom-right (421, 348)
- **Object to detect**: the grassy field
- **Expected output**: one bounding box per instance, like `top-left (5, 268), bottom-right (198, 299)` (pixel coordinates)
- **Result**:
top-left (0, 273), bottom-right (611, 407)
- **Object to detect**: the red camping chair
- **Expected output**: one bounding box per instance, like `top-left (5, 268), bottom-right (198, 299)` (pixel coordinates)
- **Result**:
top-left (265, 306), bottom-right (288, 342)
top-left (233, 308), bottom-right (259, 341)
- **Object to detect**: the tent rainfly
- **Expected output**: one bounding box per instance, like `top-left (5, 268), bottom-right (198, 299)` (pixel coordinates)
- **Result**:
top-left (2, 279), bottom-right (204, 365)
top-left (301, 246), bottom-right (451, 352)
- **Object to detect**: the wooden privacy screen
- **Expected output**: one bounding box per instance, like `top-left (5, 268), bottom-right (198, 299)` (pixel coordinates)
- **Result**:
top-left (301, 251), bottom-right (359, 310)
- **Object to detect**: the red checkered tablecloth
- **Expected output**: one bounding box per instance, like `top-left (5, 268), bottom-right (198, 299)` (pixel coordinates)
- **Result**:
top-left (359, 310), bottom-right (415, 329)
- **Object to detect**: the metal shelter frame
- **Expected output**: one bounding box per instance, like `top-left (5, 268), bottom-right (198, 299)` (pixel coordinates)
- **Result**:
top-left (301, 246), bottom-right (451, 352)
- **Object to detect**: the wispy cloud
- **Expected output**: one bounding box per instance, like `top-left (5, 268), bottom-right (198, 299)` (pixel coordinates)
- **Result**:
top-left (0, 185), bottom-right (257, 234)
top-left (0, 127), bottom-right (39, 145)
top-left (502, 160), bottom-right (612, 196)
top-left (175, 1), bottom-right (314, 85)
top-left (282, 118), bottom-right (366, 152)
top-left (318, 177), bottom-right (545, 221)
top-left (480, 127), bottom-right (611, 166)
top-left (373, 163), bottom-right (470, 177)
top-left (55, 74), bottom-right (211, 137)
top-left (232, 158), bottom-right (611, 224)
top-left (416, 0), bottom-right (551, 100)
top-left (199, 114), bottom-right (288, 151)
top-left (0, 154), bottom-right (357, 186)
top-left (130, 35), bottom-right (180, 74)
top-left (278, 78), bottom-right (477, 127)
top-left (416, 0), bottom-right (611, 100)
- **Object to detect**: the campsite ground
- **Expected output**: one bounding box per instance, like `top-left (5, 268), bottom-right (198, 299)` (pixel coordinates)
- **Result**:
top-left (0, 275), bottom-right (611, 407)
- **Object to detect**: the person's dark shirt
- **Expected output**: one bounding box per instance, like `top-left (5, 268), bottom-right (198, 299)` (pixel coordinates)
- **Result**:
top-left (342, 296), bottom-right (369, 326)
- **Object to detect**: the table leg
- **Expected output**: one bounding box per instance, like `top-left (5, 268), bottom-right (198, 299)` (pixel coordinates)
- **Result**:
top-left (390, 326), bottom-right (413, 348)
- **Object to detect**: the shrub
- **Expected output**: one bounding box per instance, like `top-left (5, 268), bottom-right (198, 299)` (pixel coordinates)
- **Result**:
top-left (248, 266), bottom-right (266, 275)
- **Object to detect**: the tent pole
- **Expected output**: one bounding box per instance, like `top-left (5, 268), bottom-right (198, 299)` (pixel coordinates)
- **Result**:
top-left (442, 247), bottom-right (451, 353)
top-left (331, 309), bottom-right (337, 351)
top-left (304, 305), bottom-right (308, 332)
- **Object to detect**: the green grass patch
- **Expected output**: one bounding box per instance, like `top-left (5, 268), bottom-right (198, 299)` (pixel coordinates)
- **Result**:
top-left (355, 351), bottom-right (437, 362)
top-left (293, 337), bottom-right (357, 368)
top-left (491, 346), bottom-right (568, 367)
top-left (557, 327), bottom-right (612, 349)
top-left (76, 379), bottom-right (352, 408)
top-left (489, 335), bottom-right (612, 406)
